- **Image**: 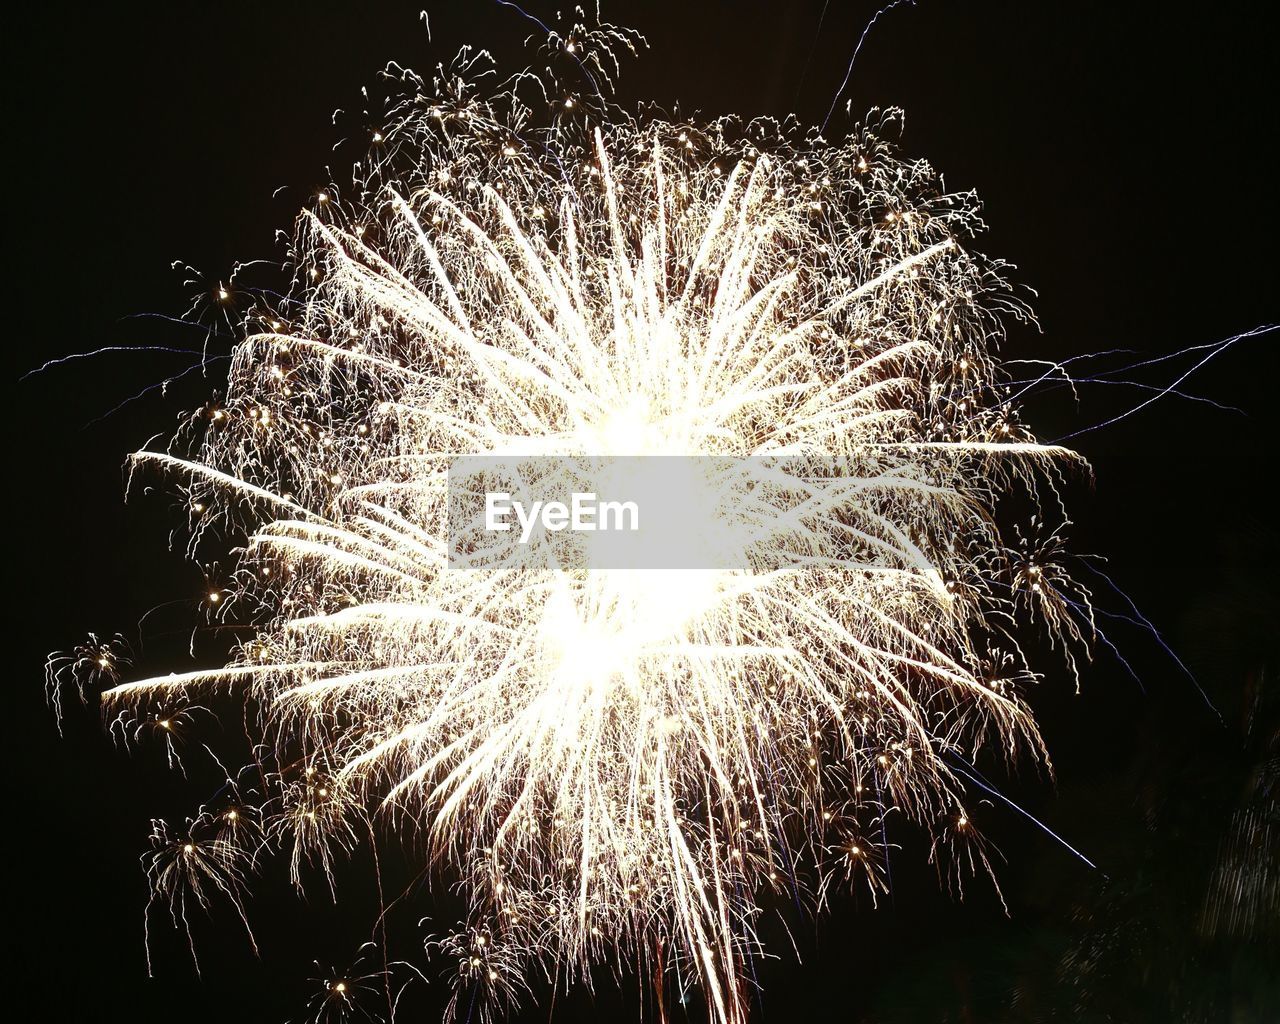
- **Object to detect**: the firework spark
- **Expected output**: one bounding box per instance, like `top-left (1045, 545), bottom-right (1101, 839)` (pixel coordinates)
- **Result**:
top-left (61, 16), bottom-right (1099, 1023)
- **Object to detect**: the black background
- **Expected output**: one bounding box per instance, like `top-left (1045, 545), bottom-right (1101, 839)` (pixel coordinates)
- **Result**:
top-left (9, 2), bottom-right (1277, 1021)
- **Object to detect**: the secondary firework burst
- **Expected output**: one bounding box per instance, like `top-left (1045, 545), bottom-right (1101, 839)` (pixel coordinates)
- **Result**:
top-left (56, 15), bottom-right (1097, 1024)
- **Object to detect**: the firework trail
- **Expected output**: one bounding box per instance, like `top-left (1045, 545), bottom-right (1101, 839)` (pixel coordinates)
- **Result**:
top-left (48, 11), bottom-right (1112, 1023)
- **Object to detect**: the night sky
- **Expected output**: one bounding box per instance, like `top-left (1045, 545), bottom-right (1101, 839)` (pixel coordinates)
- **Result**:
top-left (10, 3), bottom-right (1277, 1021)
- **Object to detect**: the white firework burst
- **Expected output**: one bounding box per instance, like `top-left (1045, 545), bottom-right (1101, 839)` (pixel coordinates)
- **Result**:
top-left (83, 21), bottom-right (1094, 1024)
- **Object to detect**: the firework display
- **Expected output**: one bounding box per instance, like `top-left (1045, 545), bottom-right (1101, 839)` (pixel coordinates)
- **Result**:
top-left (49, 17), bottom-right (1099, 1023)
